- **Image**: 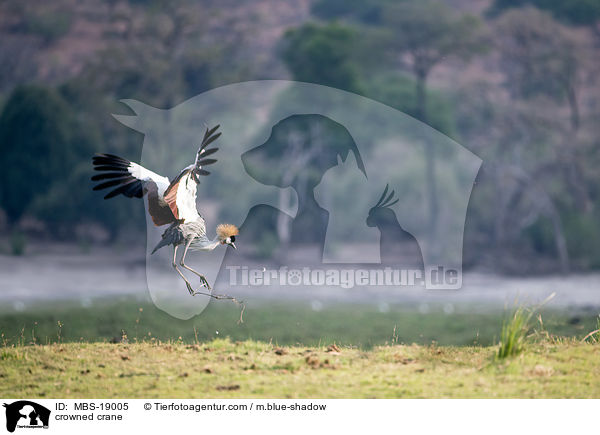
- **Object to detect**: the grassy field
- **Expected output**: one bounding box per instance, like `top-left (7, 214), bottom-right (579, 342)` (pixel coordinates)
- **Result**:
top-left (1, 299), bottom-right (598, 398)
top-left (1, 338), bottom-right (599, 398)
top-left (0, 298), bottom-right (598, 348)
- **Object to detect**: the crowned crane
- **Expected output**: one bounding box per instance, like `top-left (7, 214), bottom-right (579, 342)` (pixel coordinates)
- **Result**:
top-left (91, 125), bottom-right (238, 296)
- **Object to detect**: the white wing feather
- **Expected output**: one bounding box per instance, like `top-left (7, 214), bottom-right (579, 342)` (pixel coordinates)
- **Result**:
top-left (174, 171), bottom-right (201, 222)
top-left (128, 162), bottom-right (170, 200)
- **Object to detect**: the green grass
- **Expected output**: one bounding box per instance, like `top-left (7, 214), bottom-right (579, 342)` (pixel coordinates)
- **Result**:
top-left (1, 299), bottom-right (598, 398)
top-left (0, 338), bottom-right (598, 398)
top-left (498, 306), bottom-right (533, 359)
top-left (497, 294), bottom-right (555, 359)
top-left (498, 306), bottom-right (532, 358)
top-left (0, 298), bottom-right (597, 348)
top-left (581, 315), bottom-right (600, 343)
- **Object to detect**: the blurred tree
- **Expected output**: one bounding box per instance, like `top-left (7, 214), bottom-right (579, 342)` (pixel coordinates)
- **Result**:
top-left (0, 86), bottom-right (75, 223)
top-left (281, 22), bottom-right (362, 93)
top-left (488, 0), bottom-right (600, 26)
top-left (0, 36), bottom-right (41, 94)
top-left (381, 1), bottom-right (486, 122)
top-left (365, 73), bottom-right (456, 138)
top-left (458, 94), bottom-right (573, 273)
top-left (0, 84), bottom-right (135, 239)
top-left (0, 1), bottom-right (73, 45)
top-left (57, 78), bottom-right (148, 239)
top-left (379, 0), bottom-right (487, 239)
top-left (311, 0), bottom-right (388, 24)
top-left (495, 7), bottom-right (584, 130)
top-left (495, 7), bottom-right (590, 212)
top-left (20, 9), bottom-right (73, 45)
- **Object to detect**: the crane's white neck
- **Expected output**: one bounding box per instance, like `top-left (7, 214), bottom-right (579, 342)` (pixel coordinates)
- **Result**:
top-left (208, 236), bottom-right (222, 251)
top-left (190, 236), bottom-right (222, 252)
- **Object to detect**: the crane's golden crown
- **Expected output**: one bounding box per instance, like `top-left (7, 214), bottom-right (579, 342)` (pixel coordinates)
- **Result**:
top-left (216, 223), bottom-right (239, 240)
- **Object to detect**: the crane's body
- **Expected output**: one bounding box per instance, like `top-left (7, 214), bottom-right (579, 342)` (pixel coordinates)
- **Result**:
top-left (91, 125), bottom-right (238, 295)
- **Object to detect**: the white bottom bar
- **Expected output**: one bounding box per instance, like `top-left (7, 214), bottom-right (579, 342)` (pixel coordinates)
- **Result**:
top-left (1, 399), bottom-right (597, 435)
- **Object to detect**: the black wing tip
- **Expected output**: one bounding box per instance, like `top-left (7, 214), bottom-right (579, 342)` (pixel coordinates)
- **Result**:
top-left (93, 152), bottom-right (122, 160)
top-left (93, 154), bottom-right (132, 180)
top-left (199, 147), bottom-right (219, 158)
top-left (91, 173), bottom-right (130, 181)
top-left (100, 180), bottom-right (144, 199)
top-left (205, 124), bottom-right (220, 136)
top-left (201, 125), bottom-right (222, 149)
top-left (201, 131), bottom-right (221, 150)
top-left (92, 153), bottom-right (131, 166)
top-left (197, 158), bottom-right (217, 166)
top-left (195, 125), bottom-right (221, 173)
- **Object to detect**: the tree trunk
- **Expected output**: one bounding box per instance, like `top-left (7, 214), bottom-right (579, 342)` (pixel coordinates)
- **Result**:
top-left (546, 198), bottom-right (570, 274)
top-left (415, 70), bottom-right (439, 246)
top-left (563, 84), bottom-right (590, 211)
top-left (566, 84), bottom-right (580, 132)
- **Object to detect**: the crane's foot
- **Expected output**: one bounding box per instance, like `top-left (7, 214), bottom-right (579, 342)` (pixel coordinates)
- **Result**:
top-left (185, 278), bottom-right (212, 296)
top-left (185, 282), bottom-right (196, 296)
top-left (198, 275), bottom-right (212, 291)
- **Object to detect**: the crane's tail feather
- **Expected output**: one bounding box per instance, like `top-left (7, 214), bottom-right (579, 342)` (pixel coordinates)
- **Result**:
top-left (150, 238), bottom-right (170, 255)
top-left (151, 222), bottom-right (183, 254)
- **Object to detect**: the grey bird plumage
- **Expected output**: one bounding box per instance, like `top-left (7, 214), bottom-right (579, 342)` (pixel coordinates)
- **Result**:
top-left (151, 218), bottom-right (208, 254)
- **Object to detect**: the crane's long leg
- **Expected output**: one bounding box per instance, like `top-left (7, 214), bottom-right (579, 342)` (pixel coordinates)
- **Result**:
top-left (172, 242), bottom-right (245, 322)
top-left (171, 245), bottom-right (197, 295)
top-left (180, 238), bottom-right (211, 290)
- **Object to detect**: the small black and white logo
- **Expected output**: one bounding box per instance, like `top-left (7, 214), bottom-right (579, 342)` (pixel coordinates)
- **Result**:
top-left (3, 401), bottom-right (50, 433)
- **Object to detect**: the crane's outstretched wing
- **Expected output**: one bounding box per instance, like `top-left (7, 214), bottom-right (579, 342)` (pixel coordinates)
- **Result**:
top-left (163, 125), bottom-right (221, 222)
top-left (92, 154), bottom-right (175, 225)
top-left (192, 124), bottom-right (220, 181)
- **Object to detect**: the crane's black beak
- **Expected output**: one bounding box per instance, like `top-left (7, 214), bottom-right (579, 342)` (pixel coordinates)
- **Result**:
top-left (228, 242), bottom-right (237, 250)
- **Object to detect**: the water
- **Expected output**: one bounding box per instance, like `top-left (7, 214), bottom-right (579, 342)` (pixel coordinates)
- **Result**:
top-left (1, 244), bottom-right (599, 313)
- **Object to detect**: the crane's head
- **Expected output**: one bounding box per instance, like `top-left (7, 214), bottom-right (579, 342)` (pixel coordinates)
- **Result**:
top-left (216, 223), bottom-right (239, 249)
